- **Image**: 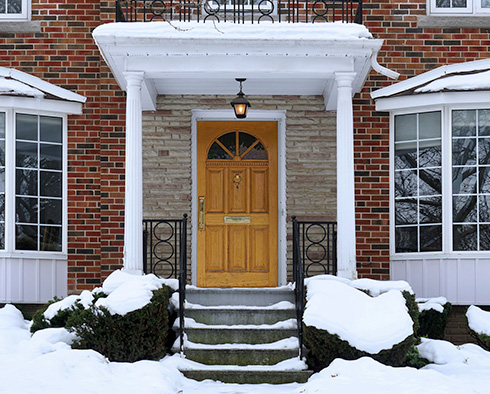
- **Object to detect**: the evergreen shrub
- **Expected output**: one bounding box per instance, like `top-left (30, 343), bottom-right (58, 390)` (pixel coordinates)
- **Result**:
top-left (468, 327), bottom-right (490, 351)
top-left (66, 285), bottom-right (173, 362)
top-left (417, 302), bottom-right (451, 339)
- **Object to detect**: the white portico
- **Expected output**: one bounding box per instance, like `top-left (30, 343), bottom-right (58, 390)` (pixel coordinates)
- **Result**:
top-left (93, 21), bottom-right (397, 282)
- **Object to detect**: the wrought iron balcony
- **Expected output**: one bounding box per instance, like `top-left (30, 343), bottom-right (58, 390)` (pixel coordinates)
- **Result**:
top-left (115, 0), bottom-right (363, 24)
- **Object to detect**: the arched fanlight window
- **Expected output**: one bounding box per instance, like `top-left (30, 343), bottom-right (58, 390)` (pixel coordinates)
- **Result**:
top-left (207, 131), bottom-right (267, 161)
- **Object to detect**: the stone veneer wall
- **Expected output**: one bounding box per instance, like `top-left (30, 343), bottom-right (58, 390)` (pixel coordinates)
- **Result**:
top-left (142, 94), bottom-right (337, 282)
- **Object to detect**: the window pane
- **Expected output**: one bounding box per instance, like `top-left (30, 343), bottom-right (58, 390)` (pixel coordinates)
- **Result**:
top-left (436, 0), bottom-right (450, 6)
top-left (40, 171), bottom-right (62, 197)
top-left (396, 227), bottom-right (418, 253)
top-left (16, 225), bottom-right (38, 250)
top-left (420, 197), bottom-right (442, 223)
top-left (419, 142), bottom-right (441, 167)
top-left (453, 195), bottom-right (477, 223)
top-left (395, 142), bottom-right (417, 169)
top-left (238, 132), bottom-right (256, 156)
top-left (479, 195), bottom-right (490, 222)
top-left (16, 142), bottom-right (38, 168)
top-left (40, 198), bottom-right (62, 225)
top-left (0, 112), bottom-right (4, 138)
top-left (480, 225), bottom-right (490, 250)
top-left (207, 142), bottom-right (232, 160)
top-left (478, 138), bottom-right (490, 165)
top-left (420, 225), bottom-right (442, 252)
top-left (478, 110), bottom-right (490, 136)
top-left (395, 170), bottom-right (417, 197)
top-left (243, 142), bottom-right (267, 160)
top-left (481, 167), bottom-right (490, 193)
top-left (395, 114), bottom-right (417, 142)
top-left (16, 197), bottom-right (38, 224)
top-left (40, 226), bottom-right (62, 251)
top-left (0, 194), bottom-right (4, 221)
top-left (7, 0), bottom-right (22, 13)
top-left (419, 112), bottom-right (441, 140)
top-left (0, 223), bottom-right (3, 249)
top-left (452, 0), bottom-right (467, 6)
top-left (419, 168), bottom-right (442, 195)
top-left (453, 138), bottom-right (476, 166)
top-left (0, 2), bottom-right (4, 14)
top-left (453, 166), bottom-right (476, 194)
top-left (395, 199), bottom-right (417, 225)
top-left (0, 139), bottom-right (4, 166)
top-left (40, 116), bottom-right (62, 143)
top-left (16, 169), bottom-right (38, 195)
top-left (453, 224), bottom-right (477, 251)
top-left (0, 168), bottom-right (4, 193)
top-left (453, 110), bottom-right (476, 137)
top-left (16, 114), bottom-right (38, 141)
top-left (218, 132), bottom-right (236, 157)
top-left (40, 144), bottom-right (62, 170)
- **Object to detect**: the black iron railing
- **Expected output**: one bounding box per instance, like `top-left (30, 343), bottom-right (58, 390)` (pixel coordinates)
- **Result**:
top-left (143, 215), bottom-right (187, 354)
top-left (115, 0), bottom-right (363, 24)
top-left (292, 216), bottom-right (337, 358)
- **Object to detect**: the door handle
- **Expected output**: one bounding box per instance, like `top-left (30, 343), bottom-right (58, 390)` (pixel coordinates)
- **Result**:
top-left (199, 196), bottom-right (205, 231)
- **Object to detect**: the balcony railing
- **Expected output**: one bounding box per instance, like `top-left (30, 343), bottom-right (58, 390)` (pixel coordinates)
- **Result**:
top-left (115, 0), bottom-right (363, 24)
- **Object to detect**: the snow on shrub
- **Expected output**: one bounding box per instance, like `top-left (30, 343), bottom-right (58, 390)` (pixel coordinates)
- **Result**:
top-left (466, 305), bottom-right (490, 351)
top-left (31, 270), bottom-right (177, 362)
top-left (303, 277), bottom-right (416, 370)
top-left (416, 297), bottom-right (451, 340)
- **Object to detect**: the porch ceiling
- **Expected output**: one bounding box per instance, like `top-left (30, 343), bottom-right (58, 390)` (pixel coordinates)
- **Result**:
top-left (93, 22), bottom-right (384, 111)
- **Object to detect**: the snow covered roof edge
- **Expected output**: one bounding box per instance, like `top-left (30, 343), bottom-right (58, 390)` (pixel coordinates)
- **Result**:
top-left (0, 67), bottom-right (86, 103)
top-left (371, 58), bottom-right (490, 100)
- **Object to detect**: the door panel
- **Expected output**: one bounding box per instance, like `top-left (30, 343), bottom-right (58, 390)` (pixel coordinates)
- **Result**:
top-left (197, 121), bottom-right (278, 287)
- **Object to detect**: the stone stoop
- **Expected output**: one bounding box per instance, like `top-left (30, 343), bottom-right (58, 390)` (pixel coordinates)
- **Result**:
top-left (173, 287), bottom-right (313, 385)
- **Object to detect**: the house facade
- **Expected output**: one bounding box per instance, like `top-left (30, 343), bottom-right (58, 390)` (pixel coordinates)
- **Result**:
top-left (0, 0), bottom-right (489, 305)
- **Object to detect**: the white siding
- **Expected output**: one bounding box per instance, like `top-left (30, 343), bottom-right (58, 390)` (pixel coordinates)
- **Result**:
top-left (392, 257), bottom-right (490, 305)
top-left (0, 257), bottom-right (67, 303)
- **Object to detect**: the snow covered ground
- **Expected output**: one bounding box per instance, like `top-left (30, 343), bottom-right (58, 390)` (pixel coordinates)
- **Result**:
top-left (2, 271), bottom-right (490, 393)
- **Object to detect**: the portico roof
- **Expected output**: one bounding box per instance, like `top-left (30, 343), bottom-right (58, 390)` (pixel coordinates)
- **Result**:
top-left (93, 22), bottom-right (387, 110)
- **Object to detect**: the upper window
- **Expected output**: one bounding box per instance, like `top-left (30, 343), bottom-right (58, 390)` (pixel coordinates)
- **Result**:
top-left (429, 0), bottom-right (490, 14)
top-left (207, 131), bottom-right (268, 161)
top-left (0, 0), bottom-right (29, 20)
top-left (393, 107), bottom-right (490, 254)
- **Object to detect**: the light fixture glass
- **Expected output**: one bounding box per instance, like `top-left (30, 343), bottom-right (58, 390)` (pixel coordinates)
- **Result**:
top-left (230, 78), bottom-right (251, 119)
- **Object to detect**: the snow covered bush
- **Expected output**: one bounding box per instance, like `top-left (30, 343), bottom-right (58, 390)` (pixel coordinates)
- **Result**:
top-left (303, 277), bottom-right (416, 371)
top-left (416, 297), bottom-right (451, 340)
top-left (466, 305), bottom-right (490, 351)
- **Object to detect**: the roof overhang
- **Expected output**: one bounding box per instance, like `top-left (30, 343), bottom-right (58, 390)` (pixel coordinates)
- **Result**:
top-left (93, 22), bottom-right (385, 111)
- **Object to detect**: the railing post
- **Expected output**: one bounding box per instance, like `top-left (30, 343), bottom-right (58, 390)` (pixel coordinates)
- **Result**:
top-left (179, 214), bottom-right (188, 355)
top-left (354, 0), bottom-right (363, 24)
top-left (143, 227), bottom-right (148, 274)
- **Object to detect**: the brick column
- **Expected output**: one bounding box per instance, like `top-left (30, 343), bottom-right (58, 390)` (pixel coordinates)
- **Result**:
top-left (335, 72), bottom-right (357, 279)
top-left (123, 72), bottom-right (145, 274)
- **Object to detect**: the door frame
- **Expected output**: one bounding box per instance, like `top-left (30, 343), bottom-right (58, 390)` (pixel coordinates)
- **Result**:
top-left (191, 109), bottom-right (287, 287)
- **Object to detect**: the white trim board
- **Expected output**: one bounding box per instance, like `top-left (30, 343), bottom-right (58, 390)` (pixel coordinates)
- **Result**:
top-left (191, 109), bottom-right (287, 287)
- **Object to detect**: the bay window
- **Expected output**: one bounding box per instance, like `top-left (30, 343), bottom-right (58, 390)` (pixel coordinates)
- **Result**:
top-left (0, 0), bottom-right (29, 20)
top-left (393, 107), bottom-right (490, 254)
top-left (429, 0), bottom-right (490, 14)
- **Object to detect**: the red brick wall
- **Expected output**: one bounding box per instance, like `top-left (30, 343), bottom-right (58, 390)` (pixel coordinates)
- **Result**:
top-left (353, 0), bottom-right (490, 279)
top-left (0, 0), bottom-right (125, 293)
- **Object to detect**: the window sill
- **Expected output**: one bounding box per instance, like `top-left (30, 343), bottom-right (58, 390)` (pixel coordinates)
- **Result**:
top-left (0, 21), bottom-right (41, 33)
top-left (418, 15), bottom-right (490, 28)
top-left (0, 251), bottom-right (67, 260)
top-left (392, 251), bottom-right (490, 260)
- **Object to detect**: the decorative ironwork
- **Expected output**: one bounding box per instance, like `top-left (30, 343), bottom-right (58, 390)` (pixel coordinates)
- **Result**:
top-left (115, 0), bottom-right (363, 24)
top-left (143, 215), bottom-right (188, 353)
top-left (292, 216), bottom-right (337, 358)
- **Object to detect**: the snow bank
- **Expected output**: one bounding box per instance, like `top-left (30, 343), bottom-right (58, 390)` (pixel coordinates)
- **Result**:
top-left (416, 297), bottom-right (448, 313)
top-left (0, 304), bottom-right (31, 354)
top-left (303, 278), bottom-right (413, 353)
top-left (466, 305), bottom-right (490, 336)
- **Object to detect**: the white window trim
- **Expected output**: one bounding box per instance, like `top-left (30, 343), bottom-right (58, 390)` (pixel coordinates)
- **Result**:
top-left (390, 103), bottom-right (490, 259)
top-left (0, 105), bottom-right (67, 259)
top-left (0, 0), bottom-right (31, 21)
top-left (429, 0), bottom-right (490, 15)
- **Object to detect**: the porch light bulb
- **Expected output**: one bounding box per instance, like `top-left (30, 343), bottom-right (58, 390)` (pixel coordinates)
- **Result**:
top-left (231, 78), bottom-right (251, 119)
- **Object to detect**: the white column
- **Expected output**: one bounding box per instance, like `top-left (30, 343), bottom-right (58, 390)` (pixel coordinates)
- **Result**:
top-left (335, 72), bottom-right (358, 279)
top-left (123, 71), bottom-right (145, 275)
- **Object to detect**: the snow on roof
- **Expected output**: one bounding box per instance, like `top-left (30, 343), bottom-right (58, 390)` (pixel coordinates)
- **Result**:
top-left (0, 67), bottom-right (86, 103)
top-left (371, 58), bottom-right (490, 99)
top-left (303, 278), bottom-right (414, 354)
top-left (93, 21), bottom-right (373, 41)
top-left (466, 305), bottom-right (490, 336)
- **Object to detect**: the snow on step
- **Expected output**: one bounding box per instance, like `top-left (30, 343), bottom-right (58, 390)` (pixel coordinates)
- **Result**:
top-left (180, 317), bottom-right (297, 330)
top-left (180, 336), bottom-right (299, 350)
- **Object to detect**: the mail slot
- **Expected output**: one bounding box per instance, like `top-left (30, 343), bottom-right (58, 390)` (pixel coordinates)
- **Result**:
top-left (224, 216), bottom-right (251, 224)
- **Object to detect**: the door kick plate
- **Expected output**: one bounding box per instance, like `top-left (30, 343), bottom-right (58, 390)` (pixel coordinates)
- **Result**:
top-left (224, 216), bottom-right (251, 224)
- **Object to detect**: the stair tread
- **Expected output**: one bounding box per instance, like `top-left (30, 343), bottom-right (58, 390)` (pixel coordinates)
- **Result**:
top-left (181, 369), bottom-right (313, 384)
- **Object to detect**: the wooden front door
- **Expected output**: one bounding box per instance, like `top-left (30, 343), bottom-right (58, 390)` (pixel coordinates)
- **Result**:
top-left (197, 121), bottom-right (278, 287)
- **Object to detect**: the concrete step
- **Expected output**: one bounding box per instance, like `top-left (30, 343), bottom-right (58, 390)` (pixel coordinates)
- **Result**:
top-left (182, 348), bottom-right (299, 366)
top-left (185, 287), bottom-right (295, 306)
top-left (182, 369), bottom-right (313, 384)
top-left (185, 327), bottom-right (298, 344)
top-left (185, 308), bottom-right (295, 325)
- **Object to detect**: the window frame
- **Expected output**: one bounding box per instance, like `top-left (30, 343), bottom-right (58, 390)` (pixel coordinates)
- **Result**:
top-left (391, 103), bottom-right (490, 258)
top-left (0, 106), bottom-right (67, 258)
top-left (0, 0), bottom-right (30, 21)
top-left (429, 0), bottom-right (490, 15)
